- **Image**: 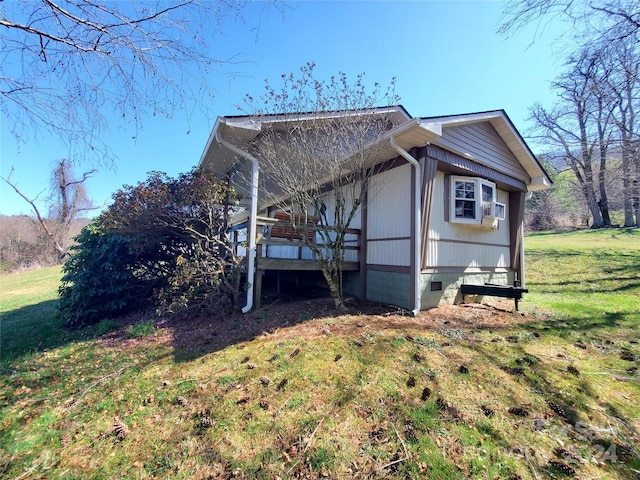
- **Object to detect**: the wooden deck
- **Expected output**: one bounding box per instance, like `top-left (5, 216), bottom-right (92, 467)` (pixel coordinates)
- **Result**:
top-left (233, 215), bottom-right (361, 307)
top-left (257, 257), bottom-right (360, 271)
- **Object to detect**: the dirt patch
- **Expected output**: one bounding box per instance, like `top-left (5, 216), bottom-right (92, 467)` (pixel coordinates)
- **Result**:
top-left (143, 297), bottom-right (537, 361)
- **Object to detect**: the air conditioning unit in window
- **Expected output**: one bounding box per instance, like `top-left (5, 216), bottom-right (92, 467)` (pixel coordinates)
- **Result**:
top-left (481, 202), bottom-right (506, 228)
top-left (481, 216), bottom-right (498, 228)
top-left (493, 202), bottom-right (506, 220)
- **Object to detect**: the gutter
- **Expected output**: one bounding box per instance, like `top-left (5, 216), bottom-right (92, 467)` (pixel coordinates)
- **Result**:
top-left (214, 125), bottom-right (260, 314)
top-left (389, 136), bottom-right (421, 316)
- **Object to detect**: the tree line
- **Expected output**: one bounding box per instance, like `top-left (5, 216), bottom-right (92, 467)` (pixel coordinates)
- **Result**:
top-left (1, 159), bottom-right (94, 271)
top-left (502, 0), bottom-right (640, 228)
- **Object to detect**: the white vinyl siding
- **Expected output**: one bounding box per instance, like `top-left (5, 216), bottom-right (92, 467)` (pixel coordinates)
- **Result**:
top-left (366, 164), bottom-right (412, 266)
top-left (425, 240), bottom-right (510, 268)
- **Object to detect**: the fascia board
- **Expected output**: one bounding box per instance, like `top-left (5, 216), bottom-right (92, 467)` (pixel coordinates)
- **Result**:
top-left (198, 116), bottom-right (224, 167)
top-left (199, 117), bottom-right (264, 175)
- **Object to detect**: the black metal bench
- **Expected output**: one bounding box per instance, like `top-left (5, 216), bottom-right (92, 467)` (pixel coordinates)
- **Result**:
top-left (460, 283), bottom-right (529, 311)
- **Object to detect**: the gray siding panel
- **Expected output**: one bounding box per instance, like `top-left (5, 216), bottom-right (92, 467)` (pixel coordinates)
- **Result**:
top-left (420, 270), bottom-right (515, 309)
top-left (366, 270), bottom-right (411, 309)
top-left (435, 123), bottom-right (530, 183)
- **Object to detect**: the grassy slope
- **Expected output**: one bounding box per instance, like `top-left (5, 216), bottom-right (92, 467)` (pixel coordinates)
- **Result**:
top-left (1, 267), bottom-right (63, 367)
top-left (524, 228), bottom-right (640, 322)
top-left (1, 230), bottom-right (639, 479)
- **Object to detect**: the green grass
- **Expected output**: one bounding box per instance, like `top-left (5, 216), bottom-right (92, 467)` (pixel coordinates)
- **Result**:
top-left (0, 266), bottom-right (123, 370)
top-left (1, 267), bottom-right (65, 368)
top-left (524, 229), bottom-right (640, 325)
top-left (0, 229), bottom-right (639, 479)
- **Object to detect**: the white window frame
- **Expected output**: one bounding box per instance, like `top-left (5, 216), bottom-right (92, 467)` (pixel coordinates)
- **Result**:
top-left (450, 176), bottom-right (505, 226)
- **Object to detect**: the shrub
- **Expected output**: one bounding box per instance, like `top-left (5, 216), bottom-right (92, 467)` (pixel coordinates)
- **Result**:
top-left (58, 168), bottom-right (241, 327)
top-left (58, 223), bottom-right (153, 327)
top-left (156, 246), bottom-right (243, 317)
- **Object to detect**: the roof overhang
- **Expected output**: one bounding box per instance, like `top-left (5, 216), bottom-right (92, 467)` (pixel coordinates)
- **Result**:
top-left (421, 110), bottom-right (553, 191)
top-left (198, 116), bottom-right (261, 176)
top-left (199, 107), bottom-right (552, 195)
top-left (198, 106), bottom-right (414, 175)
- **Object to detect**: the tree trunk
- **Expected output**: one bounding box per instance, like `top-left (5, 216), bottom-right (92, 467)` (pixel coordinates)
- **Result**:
top-left (582, 182), bottom-right (604, 228)
top-left (576, 163), bottom-right (604, 228)
top-left (319, 260), bottom-right (347, 312)
top-left (597, 148), bottom-right (611, 227)
top-left (622, 156), bottom-right (635, 227)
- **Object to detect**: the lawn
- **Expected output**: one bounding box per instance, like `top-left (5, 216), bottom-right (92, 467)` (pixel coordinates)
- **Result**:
top-left (0, 229), bottom-right (638, 479)
top-left (524, 228), bottom-right (640, 324)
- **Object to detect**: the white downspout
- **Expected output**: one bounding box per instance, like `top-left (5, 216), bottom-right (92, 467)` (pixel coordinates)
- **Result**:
top-left (214, 130), bottom-right (259, 314)
top-left (390, 137), bottom-right (421, 316)
top-left (519, 220), bottom-right (526, 288)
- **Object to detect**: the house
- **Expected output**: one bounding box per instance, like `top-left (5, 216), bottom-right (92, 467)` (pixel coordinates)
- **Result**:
top-left (198, 106), bottom-right (552, 314)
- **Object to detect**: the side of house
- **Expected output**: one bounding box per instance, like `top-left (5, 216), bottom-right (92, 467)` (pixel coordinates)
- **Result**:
top-left (199, 107), bottom-right (551, 312)
top-left (362, 112), bottom-right (547, 310)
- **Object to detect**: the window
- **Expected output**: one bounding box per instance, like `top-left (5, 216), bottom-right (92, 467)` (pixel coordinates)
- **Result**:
top-left (450, 176), bottom-right (505, 227)
top-left (453, 179), bottom-right (477, 219)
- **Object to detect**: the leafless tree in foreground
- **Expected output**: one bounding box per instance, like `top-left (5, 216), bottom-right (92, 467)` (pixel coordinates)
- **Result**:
top-left (499, 0), bottom-right (639, 44)
top-left (1, 0), bottom-right (278, 162)
top-left (244, 63), bottom-right (399, 310)
top-left (2, 159), bottom-right (95, 259)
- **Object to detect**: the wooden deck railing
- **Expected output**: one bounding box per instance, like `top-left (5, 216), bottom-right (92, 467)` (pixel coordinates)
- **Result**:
top-left (231, 215), bottom-right (360, 269)
top-left (231, 215), bottom-right (361, 308)
top-left (254, 215), bottom-right (360, 270)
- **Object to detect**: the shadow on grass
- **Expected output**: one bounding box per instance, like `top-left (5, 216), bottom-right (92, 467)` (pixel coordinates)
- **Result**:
top-left (530, 277), bottom-right (640, 294)
top-left (1, 299), bottom-right (121, 368)
top-left (469, 331), bottom-right (640, 475)
top-left (521, 309), bottom-right (634, 336)
top-left (169, 290), bottom-right (342, 363)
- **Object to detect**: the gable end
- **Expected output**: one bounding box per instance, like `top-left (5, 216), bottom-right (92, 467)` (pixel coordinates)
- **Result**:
top-left (433, 121), bottom-right (531, 184)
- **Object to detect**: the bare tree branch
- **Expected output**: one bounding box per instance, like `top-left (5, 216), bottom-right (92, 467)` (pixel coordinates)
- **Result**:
top-left (2, 168), bottom-right (65, 256)
top-left (1, 0), bottom-right (283, 164)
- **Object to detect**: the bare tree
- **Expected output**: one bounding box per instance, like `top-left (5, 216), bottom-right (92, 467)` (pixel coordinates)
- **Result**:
top-left (49, 159), bottom-right (96, 247)
top-left (600, 41), bottom-right (640, 226)
top-left (499, 0), bottom-right (639, 44)
top-left (501, 1), bottom-right (640, 227)
top-left (2, 160), bottom-right (95, 259)
top-left (244, 64), bottom-right (399, 310)
top-left (529, 49), bottom-right (617, 228)
top-left (1, 0), bottom-right (278, 162)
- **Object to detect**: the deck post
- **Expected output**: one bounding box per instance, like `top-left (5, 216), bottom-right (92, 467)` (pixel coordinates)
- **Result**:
top-left (254, 243), bottom-right (263, 309)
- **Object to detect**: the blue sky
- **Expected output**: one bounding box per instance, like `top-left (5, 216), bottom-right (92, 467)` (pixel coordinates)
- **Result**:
top-left (0, 0), bottom-right (568, 216)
